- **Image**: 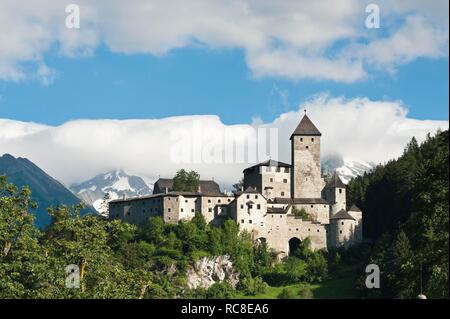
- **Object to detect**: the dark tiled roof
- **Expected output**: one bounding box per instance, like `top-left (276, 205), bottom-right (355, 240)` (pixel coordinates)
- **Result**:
top-left (290, 114), bottom-right (321, 138)
top-left (330, 209), bottom-right (355, 220)
top-left (267, 207), bottom-right (287, 214)
top-left (234, 186), bottom-right (260, 196)
top-left (243, 159), bottom-right (291, 173)
top-left (326, 172), bottom-right (346, 189)
top-left (153, 178), bottom-right (221, 195)
top-left (270, 197), bottom-right (329, 205)
top-left (109, 190), bottom-right (230, 204)
top-left (349, 204), bottom-right (362, 212)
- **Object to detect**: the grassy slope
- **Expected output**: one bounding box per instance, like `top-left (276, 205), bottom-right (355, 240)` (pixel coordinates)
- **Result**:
top-left (237, 264), bottom-right (360, 299)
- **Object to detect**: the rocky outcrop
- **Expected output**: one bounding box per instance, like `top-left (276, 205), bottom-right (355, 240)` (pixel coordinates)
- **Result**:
top-left (186, 255), bottom-right (239, 289)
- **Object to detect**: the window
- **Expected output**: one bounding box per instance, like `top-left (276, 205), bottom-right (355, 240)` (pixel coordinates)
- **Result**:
top-left (305, 146), bottom-right (309, 149)
top-left (317, 229), bottom-right (320, 232)
top-left (310, 205), bottom-right (314, 208)
top-left (300, 137), bottom-right (303, 142)
top-left (281, 192), bottom-right (285, 196)
top-left (270, 178), bottom-right (273, 183)
top-left (227, 199), bottom-right (231, 202)
top-left (257, 204), bottom-right (261, 210)
top-left (249, 204), bottom-right (253, 209)
top-left (247, 195), bottom-right (250, 199)
top-left (180, 208), bottom-right (183, 212)
top-left (240, 204), bottom-right (244, 209)
top-left (218, 199), bottom-right (221, 203)
top-left (261, 222), bottom-right (264, 226)
top-left (280, 215), bottom-right (282, 218)
top-left (255, 195), bottom-right (258, 199)
top-left (283, 179), bottom-right (287, 183)
top-left (311, 138), bottom-right (314, 142)
top-left (276, 167), bottom-right (281, 172)
top-left (241, 219), bottom-right (244, 223)
top-left (339, 189), bottom-right (342, 194)
top-left (191, 209), bottom-right (194, 212)
top-left (341, 221), bottom-right (344, 225)
top-left (208, 199), bottom-right (211, 203)
top-left (296, 228), bottom-right (299, 231)
top-left (339, 230), bottom-right (343, 234)
top-left (208, 208), bottom-right (212, 212)
top-left (266, 166), bottom-right (271, 172)
top-left (168, 208), bottom-right (171, 212)
top-left (249, 220), bottom-right (252, 224)
top-left (168, 217), bottom-right (171, 220)
top-left (308, 228), bottom-right (311, 231)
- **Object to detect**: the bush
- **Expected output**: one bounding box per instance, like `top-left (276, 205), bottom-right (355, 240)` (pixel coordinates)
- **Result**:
top-left (277, 288), bottom-right (296, 299)
top-left (206, 282), bottom-right (236, 299)
top-left (241, 276), bottom-right (268, 296)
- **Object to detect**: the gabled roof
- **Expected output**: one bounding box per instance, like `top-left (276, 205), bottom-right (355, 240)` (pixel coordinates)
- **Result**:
top-left (330, 209), bottom-right (355, 220)
top-left (349, 204), bottom-right (362, 212)
top-left (269, 197), bottom-right (329, 205)
top-left (290, 114), bottom-right (321, 138)
top-left (243, 159), bottom-right (291, 173)
top-left (153, 178), bottom-right (221, 195)
top-left (326, 172), bottom-right (346, 189)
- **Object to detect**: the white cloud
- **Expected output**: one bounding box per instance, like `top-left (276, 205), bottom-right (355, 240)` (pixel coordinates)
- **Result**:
top-left (0, 0), bottom-right (448, 82)
top-left (0, 95), bottom-right (447, 189)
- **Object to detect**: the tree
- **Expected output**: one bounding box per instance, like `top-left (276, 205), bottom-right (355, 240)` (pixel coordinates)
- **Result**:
top-left (172, 169), bottom-right (200, 192)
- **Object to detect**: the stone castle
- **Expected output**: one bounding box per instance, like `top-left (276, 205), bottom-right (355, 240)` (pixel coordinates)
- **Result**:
top-left (109, 114), bottom-right (363, 255)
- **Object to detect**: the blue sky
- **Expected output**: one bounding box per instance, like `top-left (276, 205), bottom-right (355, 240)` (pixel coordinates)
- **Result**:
top-left (0, 45), bottom-right (448, 126)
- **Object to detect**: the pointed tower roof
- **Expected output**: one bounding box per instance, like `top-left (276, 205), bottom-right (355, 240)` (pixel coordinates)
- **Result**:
top-left (349, 204), bottom-right (362, 212)
top-left (326, 172), bottom-right (346, 189)
top-left (290, 114), bottom-right (321, 139)
top-left (330, 209), bottom-right (355, 220)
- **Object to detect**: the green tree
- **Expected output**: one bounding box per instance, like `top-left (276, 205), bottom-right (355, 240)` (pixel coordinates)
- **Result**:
top-left (172, 169), bottom-right (200, 192)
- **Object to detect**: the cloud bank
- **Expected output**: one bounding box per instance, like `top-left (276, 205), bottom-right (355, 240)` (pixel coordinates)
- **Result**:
top-left (0, 0), bottom-right (448, 83)
top-left (0, 95), bottom-right (447, 188)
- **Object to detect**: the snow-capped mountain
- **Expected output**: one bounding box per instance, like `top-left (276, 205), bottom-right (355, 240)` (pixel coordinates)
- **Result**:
top-left (70, 170), bottom-right (154, 216)
top-left (322, 155), bottom-right (375, 184)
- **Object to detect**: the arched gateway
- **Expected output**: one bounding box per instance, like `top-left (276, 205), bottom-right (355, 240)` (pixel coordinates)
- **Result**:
top-left (288, 237), bottom-right (301, 255)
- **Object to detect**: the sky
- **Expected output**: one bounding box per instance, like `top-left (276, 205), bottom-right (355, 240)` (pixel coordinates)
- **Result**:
top-left (0, 0), bottom-right (449, 187)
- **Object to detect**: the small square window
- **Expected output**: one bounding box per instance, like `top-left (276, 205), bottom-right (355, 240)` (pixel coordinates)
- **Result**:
top-left (317, 229), bottom-right (320, 232)
top-left (218, 199), bottom-right (221, 203)
top-left (247, 195), bottom-right (250, 199)
top-left (283, 179), bottom-right (287, 183)
top-left (311, 205), bottom-right (314, 208)
top-left (339, 189), bottom-right (342, 194)
top-left (300, 137), bottom-right (303, 142)
top-left (168, 208), bottom-right (171, 212)
top-left (341, 221), bottom-right (344, 225)
top-left (257, 204), bottom-right (261, 209)
top-left (240, 204), bottom-right (244, 209)
top-left (241, 219), bottom-right (245, 223)
top-left (208, 199), bottom-right (211, 203)
top-left (339, 230), bottom-right (343, 234)
top-left (270, 178), bottom-right (274, 182)
top-left (281, 192), bottom-right (285, 196)
top-left (191, 209), bottom-right (194, 212)
top-left (306, 146), bottom-right (309, 149)
top-left (208, 208), bottom-right (212, 212)
top-left (180, 208), bottom-right (183, 212)
top-left (311, 138), bottom-right (314, 142)
top-left (249, 220), bottom-right (252, 224)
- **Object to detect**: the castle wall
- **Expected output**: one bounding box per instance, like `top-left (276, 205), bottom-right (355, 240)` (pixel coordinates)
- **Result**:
top-left (200, 195), bottom-right (234, 225)
top-left (235, 193), bottom-right (267, 234)
top-left (261, 167), bottom-right (291, 199)
top-left (293, 203), bottom-right (329, 224)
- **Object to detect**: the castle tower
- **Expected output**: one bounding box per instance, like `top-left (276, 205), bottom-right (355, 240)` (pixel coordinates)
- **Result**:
top-left (290, 114), bottom-right (324, 199)
top-left (324, 172), bottom-right (346, 216)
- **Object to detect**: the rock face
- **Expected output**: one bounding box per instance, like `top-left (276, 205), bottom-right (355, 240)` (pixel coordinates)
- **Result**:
top-left (186, 256), bottom-right (239, 290)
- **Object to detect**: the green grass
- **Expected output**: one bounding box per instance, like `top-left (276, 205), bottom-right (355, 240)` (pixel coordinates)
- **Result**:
top-left (237, 264), bottom-right (360, 299)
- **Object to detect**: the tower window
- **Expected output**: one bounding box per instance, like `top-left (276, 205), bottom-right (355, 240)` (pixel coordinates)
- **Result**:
top-left (341, 221), bottom-right (344, 225)
top-left (249, 220), bottom-right (252, 224)
top-left (340, 230), bottom-right (343, 234)
top-left (257, 204), bottom-right (261, 209)
top-left (281, 192), bottom-right (285, 196)
top-left (270, 178), bottom-right (274, 182)
top-left (283, 179), bottom-right (287, 183)
top-left (208, 208), bottom-right (212, 212)
top-left (241, 219), bottom-right (244, 223)
top-left (339, 189), bottom-right (342, 194)
top-left (311, 138), bottom-right (314, 142)
top-left (305, 146), bottom-right (309, 149)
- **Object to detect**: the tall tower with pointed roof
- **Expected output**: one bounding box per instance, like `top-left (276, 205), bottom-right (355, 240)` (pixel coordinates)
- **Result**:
top-left (290, 114), bottom-right (325, 199)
